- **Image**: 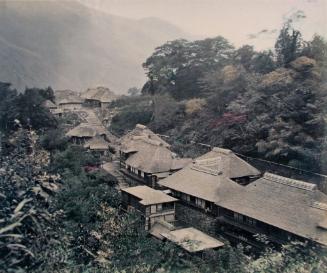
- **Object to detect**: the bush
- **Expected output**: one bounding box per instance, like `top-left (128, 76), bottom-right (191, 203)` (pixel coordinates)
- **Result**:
top-left (185, 98), bottom-right (207, 115)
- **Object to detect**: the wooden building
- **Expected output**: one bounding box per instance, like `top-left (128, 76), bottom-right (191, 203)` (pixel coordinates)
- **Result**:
top-left (81, 87), bottom-right (117, 109)
top-left (121, 185), bottom-right (177, 230)
top-left (66, 123), bottom-right (116, 145)
top-left (55, 90), bottom-right (83, 111)
top-left (216, 172), bottom-right (327, 247)
top-left (43, 100), bottom-right (63, 117)
top-left (83, 135), bottom-right (111, 156)
top-left (118, 124), bottom-right (191, 187)
top-left (159, 147), bottom-right (260, 214)
top-left (43, 100), bottom-right (57, 110)
top-left (159, 147), bottom-right (327, 247)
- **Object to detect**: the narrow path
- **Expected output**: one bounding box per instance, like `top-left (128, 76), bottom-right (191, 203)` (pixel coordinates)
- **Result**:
top-left (72, 107), bottom-right (102, 125)
top-left (102, 160), bottom-right (129, 189)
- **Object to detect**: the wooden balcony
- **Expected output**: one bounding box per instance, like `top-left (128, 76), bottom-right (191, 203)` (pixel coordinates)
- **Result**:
top-left (217, 216), bottom-right (285, 245)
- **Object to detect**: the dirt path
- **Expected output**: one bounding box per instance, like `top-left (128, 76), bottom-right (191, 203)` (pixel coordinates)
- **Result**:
top-left (102, 160), bottom-right (129, 189)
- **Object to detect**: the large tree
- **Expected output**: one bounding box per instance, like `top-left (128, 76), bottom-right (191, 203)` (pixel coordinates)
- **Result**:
top-left (275, 24), bottom-right (303, 66)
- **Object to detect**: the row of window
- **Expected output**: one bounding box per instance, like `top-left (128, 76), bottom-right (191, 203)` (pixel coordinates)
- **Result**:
top-left (145, 202), bottom-right (175, 215)
top-left (173, 191), bottom-right (212, 211)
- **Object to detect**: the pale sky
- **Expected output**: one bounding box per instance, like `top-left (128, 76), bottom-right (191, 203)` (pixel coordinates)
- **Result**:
top-left (79, 0), bottom-right (327, 50)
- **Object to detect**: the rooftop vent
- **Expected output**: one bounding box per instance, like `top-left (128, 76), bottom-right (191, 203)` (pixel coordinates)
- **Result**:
top-left (191, 164), bottom-right (220, 176)
top-left (212, 147), bottom-right (232, 155)
top-left (264, 173), bottom-right (317, 191)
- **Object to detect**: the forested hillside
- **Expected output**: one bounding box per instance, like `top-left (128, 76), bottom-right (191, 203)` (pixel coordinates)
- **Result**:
top-left (0, 80), bottom-right (326, 273)
top-left (110, 23), bottom-right (327, 174)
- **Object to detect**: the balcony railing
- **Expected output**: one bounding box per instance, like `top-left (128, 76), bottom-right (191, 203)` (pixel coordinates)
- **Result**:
top-left (217, 216), bottom-right (285, 245)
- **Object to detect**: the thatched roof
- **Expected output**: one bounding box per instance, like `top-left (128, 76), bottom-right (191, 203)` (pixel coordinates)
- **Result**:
top-left (123, 138), bottom-right (191, 174)
top-left (83, 136), bottom-right (110, 150)
top-left (66, 123), bottom-right (116, 142)
top-left (159, 166), bottom-right (242, 203)
top-left (43, 100), bottom-right (57, 109)
top-left (161, 227), bottom-right (224, 252)
top-left (159, 147), bottom-right (260, 201)
top-left (195, 147), bottom-right (260, 179)
top-left (120, 124), bottom-right (170, 150)
top-left (217, 172), bottom-right (327, 246)
top-left (122, 185), bottom-right (177, 205)
top-left (55, 89), bottom-right (83, 105)
top-left (81, 86), bottom-right (118, 103)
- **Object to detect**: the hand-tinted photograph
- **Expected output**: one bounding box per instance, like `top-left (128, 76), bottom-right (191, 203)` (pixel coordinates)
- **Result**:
top-left (0, 0), bottom-right (326, 272)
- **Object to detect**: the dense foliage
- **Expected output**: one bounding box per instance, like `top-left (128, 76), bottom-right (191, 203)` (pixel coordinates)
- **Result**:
top-left (0, 83), bottom-right (57, 132)
top-left (111, 24), bottom-right (327, 174)
top-left (1, 22), bottom-right (327, 272)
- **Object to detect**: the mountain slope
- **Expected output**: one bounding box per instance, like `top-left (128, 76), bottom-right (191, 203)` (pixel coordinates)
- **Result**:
top-left (0, 1), bottom-right (190, 93)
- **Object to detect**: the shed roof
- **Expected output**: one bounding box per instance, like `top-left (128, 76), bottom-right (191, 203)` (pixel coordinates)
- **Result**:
top-left (81, 87), bottom-right (118, 103)
top-left (161, 227), bottom-right (224, 252)
top-left (44, 100), bottom-right (57, 109)
top-left (149, 220), bottom-right (175, 240)
top-left (83, 136), bottom-right (110, 150)
top-left (217, 172), bottom-right (327, 246)
top-left (122, 185), bottom-right (177, 205)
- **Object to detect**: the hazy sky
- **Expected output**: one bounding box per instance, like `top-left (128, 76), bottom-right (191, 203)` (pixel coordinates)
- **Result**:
top-left (78, 0), bottom-right (326, 50)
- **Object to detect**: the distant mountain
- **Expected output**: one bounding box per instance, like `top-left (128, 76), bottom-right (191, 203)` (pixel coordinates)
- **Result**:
top-left (0, 1), bottom-right (190, 93)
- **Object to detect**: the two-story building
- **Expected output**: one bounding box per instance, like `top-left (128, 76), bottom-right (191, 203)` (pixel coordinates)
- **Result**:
top-left (216, 172), bottom-right (327, 247)
top-left (119, 124), bottom-right (191, 187)
top-left (159, 147), bottom-right (327, 247)
top-left (121, 185), bottom-right (177, 230)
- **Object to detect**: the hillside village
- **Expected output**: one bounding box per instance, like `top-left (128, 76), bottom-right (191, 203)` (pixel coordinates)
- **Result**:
top-left (42, 85), bottom-right (327, 255)
top-left (1, 12), bottom-right (327, 271)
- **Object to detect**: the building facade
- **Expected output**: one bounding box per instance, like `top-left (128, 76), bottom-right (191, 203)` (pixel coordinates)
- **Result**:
top-left (159, 147), bottom-right (327, 247)
top-left (121, 185), bottom-right (177, 230)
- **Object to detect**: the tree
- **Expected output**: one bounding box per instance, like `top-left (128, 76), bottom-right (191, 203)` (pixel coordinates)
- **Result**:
top-left (142, 37), bottom-right (234, 99)
top-left (251, 50), bottom-right (276, 74)
top-left (127, 87), bottom-right (141, 97)
top-left (0, 85), bottom-right (57, 132)
top-left (275, 24), bottom-right (303, 66)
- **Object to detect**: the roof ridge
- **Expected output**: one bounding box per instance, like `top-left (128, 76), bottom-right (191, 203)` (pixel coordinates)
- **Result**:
top-left (264, 173), bottom-right (317, 191)
top-left (212, 147), bottom-right (232, 155)
top-left (191, 164), bottom-right (221, 176)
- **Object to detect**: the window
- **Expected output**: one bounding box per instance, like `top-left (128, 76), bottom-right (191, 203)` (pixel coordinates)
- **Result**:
top-left (145, 206), bottom-right (150, 215)
top-left (163, 202), bottom-right (174, 211)
top-left (157, 204), bottom-right (162, 212)
top-left (234, 212), bottom-right (244, 223)
top-left (190, 195), bottom-right (196, 204)
top-left (151, 205), bottom-right (156, 214)
top-left (174, 191), bottom-right (181, 198)
top-left (246, 217), bottom-right (257, 226)
top-left (205, 201), bottom-right (212, 210)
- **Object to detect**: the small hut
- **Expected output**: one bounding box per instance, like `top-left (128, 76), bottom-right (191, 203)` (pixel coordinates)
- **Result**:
top-left (66, 123), bottom-right (116, 145)
top-left (55, 90), bottom-right (83, 111)
top-left (83, 136), bottom-right (111, 155)
top-left (81, 87), bottom-right (118, 109)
